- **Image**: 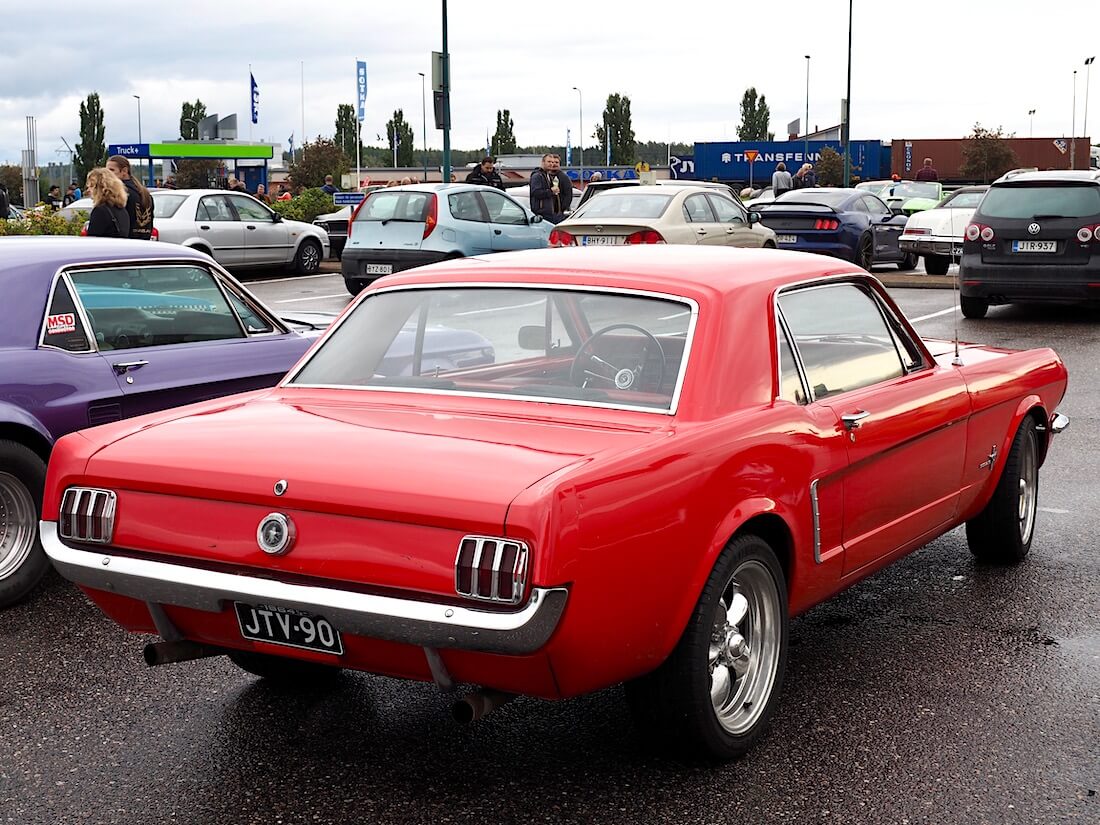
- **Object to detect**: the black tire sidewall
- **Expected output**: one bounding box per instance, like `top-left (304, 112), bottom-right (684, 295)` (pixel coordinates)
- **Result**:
top-left (858, 234), bottom-right (874, 270)
top-left (296, 240), bottom-right (322, 274)
top-left (924, 254), bottom-right (950, 276)
top-left (0, 440), bottom-right (49, 607)
top-left (967, 418), bottom-right (1039, 563)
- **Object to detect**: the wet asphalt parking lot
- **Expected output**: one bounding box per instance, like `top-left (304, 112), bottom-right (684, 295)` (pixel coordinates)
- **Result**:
top-left (2, 264), bottom-right (1097, 825)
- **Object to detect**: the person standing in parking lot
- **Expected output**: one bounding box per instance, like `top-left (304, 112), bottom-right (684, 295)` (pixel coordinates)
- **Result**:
top-left (772, 162), bottom-right (793, 197)
top-left (0, 182), bottom-right (10, 219)
top-left (466, 156), bottom-right (504, 190)
top-left (106, 155), bottom-right (155, 240)
top-left (915, 157), bottom-right (939, 181)
top-left (530, 153), bottom-right (572, 223)
top-left (792, 163), bottom-right (817, 189)
top-left (321, 175), bottom-right (340, 195)
top-left (84, 168), bottom-right (130, 238)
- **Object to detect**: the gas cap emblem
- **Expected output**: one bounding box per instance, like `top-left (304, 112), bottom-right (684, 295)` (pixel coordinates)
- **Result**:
top-left (257, 513), bottom-right (295, 555)
top-left (1028, 223), bottom-right (1041, 235)
top-left (274, 479), bottom-right (288, 496)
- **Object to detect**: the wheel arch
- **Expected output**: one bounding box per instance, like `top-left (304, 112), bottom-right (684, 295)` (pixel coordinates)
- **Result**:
top-left (0, 412), bottom-right (54, 464)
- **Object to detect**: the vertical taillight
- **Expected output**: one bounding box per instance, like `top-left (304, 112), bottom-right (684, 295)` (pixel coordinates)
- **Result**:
top-left (422, 194), bottom-right (438, 239)
top-left (549, 228), bottom-right (576, 247)
top-left (58, 487), bottom-right (117, 544)
top-left (455, 536), bottom-right (529, 605)
top-left (624, 230), bottom-right (665, 244)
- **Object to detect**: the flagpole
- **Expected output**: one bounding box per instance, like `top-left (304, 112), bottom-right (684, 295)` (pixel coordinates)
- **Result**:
top-left (248, 64), bottom-right (253, 142)
top-left (300, 61), bottom-right (306, 160)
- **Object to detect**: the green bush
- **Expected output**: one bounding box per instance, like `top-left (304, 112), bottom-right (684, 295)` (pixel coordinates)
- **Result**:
top-left (270, 187), bottom-right (335, 224)
top-left (0, 208), bottom-right (88, 236)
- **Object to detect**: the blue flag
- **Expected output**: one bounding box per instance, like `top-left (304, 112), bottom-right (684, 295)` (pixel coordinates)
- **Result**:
top-left (250, 72), bottom-right (259, 124)
top-left (288, 133), bottom-right (294, 159)
top-left (565, 129), bottom-right (572, 166)
top-left (356, 61), bottom-right (368, 122)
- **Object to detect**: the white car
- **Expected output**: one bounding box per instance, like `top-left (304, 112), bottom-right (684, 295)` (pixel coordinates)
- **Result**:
top-left (150, 190), bottom-right (328, 273)
top-left (899, 186), bottom-right (988, 275)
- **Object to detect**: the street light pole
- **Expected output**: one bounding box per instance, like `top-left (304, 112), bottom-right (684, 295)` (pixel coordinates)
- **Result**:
top-left (1085, 57), bottom-right (1096, 158)
top-left (572, 86), bottom-right (583, 184)
top-left (1028, 109), bottom-right (1035, 138)
top-left (842, 0), bottom-right (853, 186)
top-left (804, 55), bottom-right (810, 160)
top-left (1071, 69), bottom-right (1078, 169)
top-left (418, 72), bottom-right (428, 182)
top-left (132, 95), bottom-right (147, 184)
top-left (441, 0), bottom-right (452, 183)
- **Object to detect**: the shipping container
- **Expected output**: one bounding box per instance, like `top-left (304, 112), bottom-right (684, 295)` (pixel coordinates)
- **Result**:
top-left (891, 137), bottom-right (1094, 183)
top-left (691, 140), bottom-right (888, 185)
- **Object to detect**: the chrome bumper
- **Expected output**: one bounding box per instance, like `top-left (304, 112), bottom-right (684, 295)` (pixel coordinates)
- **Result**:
top-left (40, 521), bottom-right (567, 656)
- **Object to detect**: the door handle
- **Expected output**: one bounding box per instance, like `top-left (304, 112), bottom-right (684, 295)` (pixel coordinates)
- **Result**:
top-left (696, 229), bottom-right (707, 235)
top-left (199, 225), bottom-right (210, 230)
top-left (726, 227), bottom-right (736, 233)
top-left (247, 225), bottom-right (257, 231)
top-left (841, 410), bottom-right (871, 430)
top-left (112, 360), bottom-right (149, 376)
top-left (494, 229), bottom-right (502, 235)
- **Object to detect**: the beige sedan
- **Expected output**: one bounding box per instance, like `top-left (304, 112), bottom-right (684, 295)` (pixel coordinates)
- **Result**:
top-left (550, 184), bottom-right (776, 249)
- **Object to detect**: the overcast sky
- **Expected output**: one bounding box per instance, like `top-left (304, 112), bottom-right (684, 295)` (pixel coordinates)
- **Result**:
top-left (2, 0), bottom-right (1097, 168)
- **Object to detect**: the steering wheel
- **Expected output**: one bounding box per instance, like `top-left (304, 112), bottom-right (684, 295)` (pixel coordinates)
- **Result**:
top-left (569, 324), bottom-right (666, 392)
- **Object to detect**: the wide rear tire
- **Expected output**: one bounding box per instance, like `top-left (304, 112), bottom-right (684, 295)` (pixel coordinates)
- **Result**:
top-left (960, 296), bottom-right (989, 319)
top-left (856, 234), bottom-right (874, 271)
top-left (625, 533), bottom-right (788, 761)
top-left (0, 440), bottom-right (49, 608)
top-left (924, 254), bottom-right (950, 275)
top-left (965, 418), bottom-right (1039, 564)
top-left (897, 252), bottom-right (919, 271)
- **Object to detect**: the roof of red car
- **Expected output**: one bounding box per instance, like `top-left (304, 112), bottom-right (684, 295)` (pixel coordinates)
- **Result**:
top-left (375, 246), bottom-right (864, 301)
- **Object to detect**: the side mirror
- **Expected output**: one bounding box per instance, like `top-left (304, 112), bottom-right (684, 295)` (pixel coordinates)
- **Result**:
top-left (530, 214), bottom-right (544, 225)
top-left (518, 324), bottom-right (547, 350)
top-left (272, 212), bottom-right (283, 223)
top-left (748, 211), bottom-right (761, 225)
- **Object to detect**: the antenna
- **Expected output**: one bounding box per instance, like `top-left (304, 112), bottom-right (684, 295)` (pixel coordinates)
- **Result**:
top-left (950, 197), bottom-right (963, 366)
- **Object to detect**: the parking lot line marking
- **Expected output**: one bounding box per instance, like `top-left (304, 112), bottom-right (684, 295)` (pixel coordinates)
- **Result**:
top-left (1038, 507), bottom-right (1071, 514)
top-left (910, 307), bottom-right (957, 323)
top-left (454, 299), bottom-right (543, 316)
top-left (246, 272), bottom-right (340, 285)
top-left (274, 293), bottom-right (348, 303)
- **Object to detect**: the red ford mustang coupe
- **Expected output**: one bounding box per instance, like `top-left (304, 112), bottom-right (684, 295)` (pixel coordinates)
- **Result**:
top-left (42, 246), bottom-right (1068, 760)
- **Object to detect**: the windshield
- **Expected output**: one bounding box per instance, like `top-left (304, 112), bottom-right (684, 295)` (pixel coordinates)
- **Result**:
top-left (880, 182), bottom-right (940, 200)
top-left (773, 190), bottom-right (853, 207)
top-left (939, 190), bottom-right (986, 209)
top-left (856, 181), bottom-right (891, 195)
top-left (289, 287), bottom-right (695, 412)
top-left (572, 193), bottom-right (672, 220)
top-left (152, 194), bottom-right (188, 218)
top-left (979, 184), bottom-right (1100, 219)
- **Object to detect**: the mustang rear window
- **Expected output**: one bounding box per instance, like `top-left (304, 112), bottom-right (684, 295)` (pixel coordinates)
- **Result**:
top-left (288, 287), bottom-right (695, 412)
top-left (980, 184), bottom-right (1100, 219)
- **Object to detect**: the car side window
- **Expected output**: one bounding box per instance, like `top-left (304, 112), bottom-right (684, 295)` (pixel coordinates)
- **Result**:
top-left (222, 284), bottom-right (276, 334)
top-left (707, 194), bottom-right (745, 224)
top-left (448, 191), bottom-right (486, 223)
top-left (862, 195), bottom-right (890, 216)
top-left (683, 194), bottom-right (716, 223)
top-left (851, 197), bottom-right (869, 214)
top-left (479, 191), bottom-right (529, 225)
top-left (778, 283), bottom-right (906, 400)
top-left (197, 196), bottom-right (236, 222)
top-left (67, 265), bottom-right (246, 351)
top-left (40, 278), bottom-right (93, 353)
top-left (230, 195), bottom-right (273, 222)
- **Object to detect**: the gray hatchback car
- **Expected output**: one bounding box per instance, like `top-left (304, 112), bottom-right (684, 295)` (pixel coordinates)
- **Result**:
top-left (341, 183), bottom-right (551, 294)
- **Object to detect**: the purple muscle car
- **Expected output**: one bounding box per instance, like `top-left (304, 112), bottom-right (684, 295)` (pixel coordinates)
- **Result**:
top-left (0, 237), bottom-right (333, 606)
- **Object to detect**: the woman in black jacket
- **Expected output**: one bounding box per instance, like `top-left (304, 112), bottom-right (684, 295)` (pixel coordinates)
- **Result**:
top-left (84, 168), bottom-right (131, 238)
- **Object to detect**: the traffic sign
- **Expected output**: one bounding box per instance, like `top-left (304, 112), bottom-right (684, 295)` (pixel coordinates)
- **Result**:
top-left (333, 192), bottom-right (366, 206)
top-left (744, 150), bottom-right (759, 163)
top-left (634, 161), bottom-right (650, 174)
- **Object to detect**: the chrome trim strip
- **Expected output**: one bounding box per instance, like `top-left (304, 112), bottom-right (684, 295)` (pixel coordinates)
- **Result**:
top-left (281, 281), bottom-right (701, 417)
top-left (1050, 413), bottom-right (1070, 434)
top-left (810, 479), bottom-right (822, 564)
top-left (41, 522), bottom-right (566, 655)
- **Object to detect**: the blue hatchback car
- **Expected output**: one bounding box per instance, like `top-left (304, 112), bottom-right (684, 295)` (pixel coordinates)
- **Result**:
top-left (340, 183), bottom-right (552, 294)
top-left (754, 188), bottom-right (915, 271)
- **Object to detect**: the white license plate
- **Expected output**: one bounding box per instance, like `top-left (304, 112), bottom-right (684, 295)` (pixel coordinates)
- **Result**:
top-left (365, 263), bottom-right (393, 274)
top-left (951, 245), bottom-right (963, 257)
top-left (776, 234), bottom-right (798, 244)
top-left (581, 235), bottom-right (623, 246)
top-left (235, 602), bottom-right (343, 655)
top-left (1012, 240), bottom-right (1057, 253)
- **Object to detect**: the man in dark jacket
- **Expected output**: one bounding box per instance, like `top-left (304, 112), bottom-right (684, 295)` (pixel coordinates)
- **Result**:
top-left (915, 157), bottom-right (939, 181)
top-left (529, 154), bottom-right (572, 223)
top-left (0, 182), bottom-right (9, 219)
top-left (106, 155), bottom-right (155, 240)
top-left (465, 156), bottom-right (504, 190)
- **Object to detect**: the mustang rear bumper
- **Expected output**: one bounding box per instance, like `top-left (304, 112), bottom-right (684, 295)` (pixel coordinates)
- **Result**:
top-left (40, 521), bottom-right (568, 656)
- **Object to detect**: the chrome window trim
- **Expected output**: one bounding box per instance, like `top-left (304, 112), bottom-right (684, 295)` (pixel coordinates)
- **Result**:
top-left (810, 479), bottom-right (822, 564)
top-left (774, 303), bottom-right (811, 405)
top-left (41, 521), bottom-right (567, 656)
top-left (37, 269), bottom-right (96, 354)
top-left (282, 281), bottom-right (701, 416)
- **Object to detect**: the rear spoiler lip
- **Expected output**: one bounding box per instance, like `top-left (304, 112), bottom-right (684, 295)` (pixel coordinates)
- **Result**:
top-left (753, 202), bottom-right (839, 213)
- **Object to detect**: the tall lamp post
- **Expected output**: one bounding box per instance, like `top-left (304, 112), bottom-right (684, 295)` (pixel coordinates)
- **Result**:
top-left (842, 0), bottom-right (853, 186)
top-left (418, 72), bottom-right (428, 182)
top-left (804, 55), bottom-right (810, 160)
top-left (132, 95), bottom-right (149, 184)
top-left (441, 0), bottom-right (452, 183)
top-left (1085, 57), bottom-right (1096, 156)
top-left (572, 86), bottom-right (583, 183)
top-left (1071, 69), bottom-right (1078, 169)
top-left (1028, 109), bottom-right (1036, 138)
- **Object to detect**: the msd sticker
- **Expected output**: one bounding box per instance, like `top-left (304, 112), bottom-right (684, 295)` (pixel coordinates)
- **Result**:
top-left (47, 313), bottom-right (77, 335)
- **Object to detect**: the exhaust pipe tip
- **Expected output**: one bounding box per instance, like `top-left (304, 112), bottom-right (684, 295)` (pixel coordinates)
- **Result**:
top-left (451, 689), bottom-right (516, 724)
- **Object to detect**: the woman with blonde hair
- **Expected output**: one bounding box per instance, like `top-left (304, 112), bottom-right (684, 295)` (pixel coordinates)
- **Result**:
top-left (84, 168), bottom-right (130, 238)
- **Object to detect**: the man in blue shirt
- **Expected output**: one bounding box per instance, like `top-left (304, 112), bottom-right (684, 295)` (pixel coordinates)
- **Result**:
top-left (321, 175), bottom-right (340, 195)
